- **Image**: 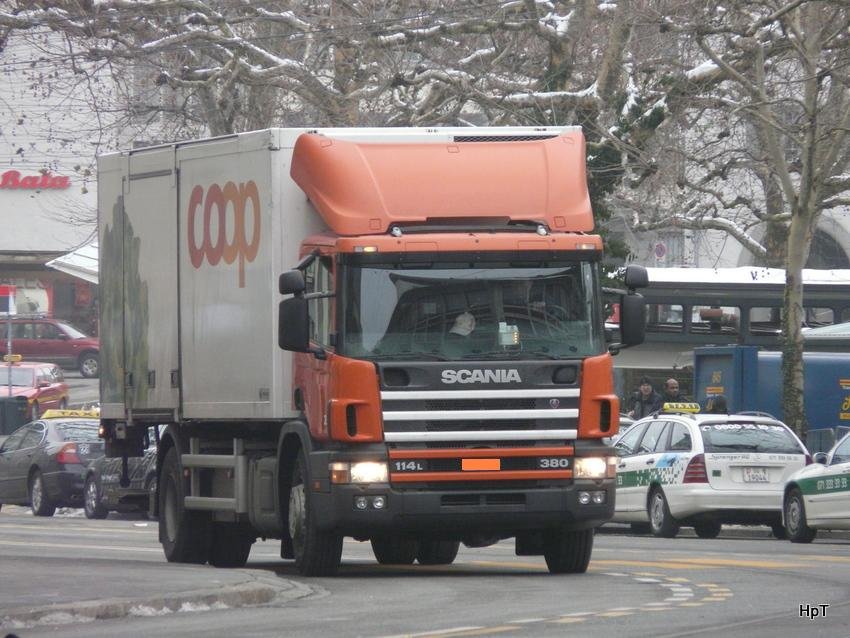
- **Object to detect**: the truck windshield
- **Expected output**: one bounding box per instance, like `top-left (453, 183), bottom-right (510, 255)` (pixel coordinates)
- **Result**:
top-left (341, 260), bottom-right (604, 360)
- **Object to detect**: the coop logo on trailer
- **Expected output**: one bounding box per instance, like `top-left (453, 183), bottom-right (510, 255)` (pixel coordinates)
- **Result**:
top-left (188, 180), bottom-right (261, 288)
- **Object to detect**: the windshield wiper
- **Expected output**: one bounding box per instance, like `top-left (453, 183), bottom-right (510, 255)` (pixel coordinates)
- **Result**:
top-left (459, 350), bottom-right (567, 360)
top-left (368, 351), bottom-right (448, 361)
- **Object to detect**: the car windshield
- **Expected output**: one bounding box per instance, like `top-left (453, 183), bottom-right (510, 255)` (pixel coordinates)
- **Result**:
top-left (56, 321), bottom-right (90, 339)
top-left (342, 259), bottom-right (604, 361)
top-left (0, 367), bottom-right (35, 386)
top-left (54, 421), bottom-right (100, 441)
top-left (699, 422), bottom-right (803, 454)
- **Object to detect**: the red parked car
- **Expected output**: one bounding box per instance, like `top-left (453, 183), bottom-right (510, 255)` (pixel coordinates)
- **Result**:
top-left (0, 317), bottom-right (99, 378)
top-left (0, 360), bottom-right (70, 420)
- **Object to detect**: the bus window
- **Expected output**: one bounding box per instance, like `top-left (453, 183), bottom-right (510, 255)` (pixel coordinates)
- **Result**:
top-left (749, 307), bottom-right (781, 336)
top-left (691, 306), bottom-right (740, 335)
top-left (804, 307), bottom-right (833, 327)
top-left (646, 303), bottom-right (683, 333)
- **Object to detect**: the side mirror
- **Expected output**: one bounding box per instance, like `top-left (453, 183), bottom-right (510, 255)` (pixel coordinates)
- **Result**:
top-left (279, 270), bottom-right (306, 296)
top-left (619, 293), bottom-right (646, 346)
top-left (813, 452), bottom-right (828, 465)
top-left (279, 298), bottom-right (310, 352)
top-left (624, 265), bottom-right (648, 290)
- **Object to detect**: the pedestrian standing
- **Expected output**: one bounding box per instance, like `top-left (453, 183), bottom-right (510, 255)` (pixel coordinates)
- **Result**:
top-left (627, 376), bottom-right (663, 419)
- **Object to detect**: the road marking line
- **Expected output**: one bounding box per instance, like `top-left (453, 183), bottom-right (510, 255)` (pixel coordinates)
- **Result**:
top-left (550, 617), bottom-right (587, 624)
top-left (0, 539), bottom-right (160, 552)
top-left (597, 611), bottom-right (634, 617)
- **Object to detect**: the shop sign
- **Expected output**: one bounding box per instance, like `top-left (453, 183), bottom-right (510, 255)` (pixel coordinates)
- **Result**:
top-left (0, 170), bottom-right (70, 190)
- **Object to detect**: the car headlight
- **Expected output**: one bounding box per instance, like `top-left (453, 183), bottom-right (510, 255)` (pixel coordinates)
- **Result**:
top-left (574, 456), bottom-right (614, 479)
top-left (330, 461), bottom-right (388, 484)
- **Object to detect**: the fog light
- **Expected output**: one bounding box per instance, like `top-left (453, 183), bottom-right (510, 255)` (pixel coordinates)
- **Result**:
top-left (354, 496), bottom-right (369, 510)
top-left (578, 491), bottom-right (591, 505)
top-left (592, 491), bottom-right (606, 504)
top-left (372, 495), bottom-right (386, 510)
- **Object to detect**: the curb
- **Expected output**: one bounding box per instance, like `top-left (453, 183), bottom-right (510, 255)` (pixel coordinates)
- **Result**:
top-left (0, 575), bottom-right (315, 631)
top-left (598, 523), bottom-right (850, 541)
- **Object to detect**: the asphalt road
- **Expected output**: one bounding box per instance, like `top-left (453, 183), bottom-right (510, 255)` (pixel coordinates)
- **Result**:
top-left (1, 507), bottom-right (849, 638)
top-left (64, 370), bottom-right (99, 408)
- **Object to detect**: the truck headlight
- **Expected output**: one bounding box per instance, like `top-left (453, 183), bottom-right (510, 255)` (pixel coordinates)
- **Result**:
top-left (350, 461), bottom-right (388, 483)
top-left (574, 457), bottom-right (612, 479)
top-left (331, 461), bottom-right (388, 484)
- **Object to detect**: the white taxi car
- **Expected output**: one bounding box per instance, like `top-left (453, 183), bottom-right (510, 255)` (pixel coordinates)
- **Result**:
top-left (611, 404), bottom-right (810, 538)
top-left (782, 431), bottom-right (850, 542)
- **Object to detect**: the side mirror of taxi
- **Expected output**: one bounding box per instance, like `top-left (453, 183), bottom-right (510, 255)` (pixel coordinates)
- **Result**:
top-left (813, 452), bottom-right (828, 465)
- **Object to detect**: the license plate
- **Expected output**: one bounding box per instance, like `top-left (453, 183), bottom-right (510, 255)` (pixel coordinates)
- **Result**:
top-left (743, 467), bottom-right (769, 482)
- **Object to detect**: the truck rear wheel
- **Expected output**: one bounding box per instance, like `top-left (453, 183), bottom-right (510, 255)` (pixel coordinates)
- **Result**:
top-left (543, 528), bottom-right (593, 574)
top-left (288, 451), bottom-right (343, 576)
top-left (209, 523), bottom-right (254, 568)
top-left (371, 536), bottom-right (418, 565)
top-left (416, 540), bottom-right (460, 565)
top-left (159, 447), bottom-right (211, 564)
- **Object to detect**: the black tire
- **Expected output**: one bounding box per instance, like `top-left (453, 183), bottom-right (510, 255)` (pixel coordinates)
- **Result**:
top-left (83, 475), bottom-right (108, 519)
top-left (29, 470), bottom-right (56, 517)
top-left (371, 536), bottom-right (418, 565)
top-left (785, 488), bottom-right (817, 543)
top-left (693, 521), bottom-right (721, 539)
top-left (648, 488), bottom-right (680, 538)
top-left (159, 447), bottom-right (211, 563)
top-left (79, 352), bottom-right (99, 378)
top-left (543, 528), bottom-right (594, 574)
top-left (31, 401), bottom-right (40, 420)
top-left (209, 523), bottom-right (254, 568)
top-left (416, 540), bottom-right (460, 566)
top-left (771, 523), bottom-right (787, 540)
top-left (630, 522), bottom-right (651, 535)
top-left (288, 451), bottom-right (343, 576)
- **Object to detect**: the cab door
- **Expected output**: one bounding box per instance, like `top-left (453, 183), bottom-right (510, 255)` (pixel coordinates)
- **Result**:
top-left (808, 436), bottom-right (850, 527)
top-left (620, 420), bottom-right (670, 516)
top-left (614, 421), bottom-right (648, 516)
top-left (293, 253), bottom-right (336, 440)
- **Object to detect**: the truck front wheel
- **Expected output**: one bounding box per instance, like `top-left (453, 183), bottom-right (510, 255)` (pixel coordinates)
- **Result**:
top-left (416, 540), bottom-right (460, 565)
top-left (159, 447), bottom-right (211, 564)
top-left (288, 451), bottom-right (343, 576)
top-left (371, 536), bottom-right (418, 565)
top-left (209, 523), bottom-right (254, 568)
top-left (543, 528), bottom-right (593, 574)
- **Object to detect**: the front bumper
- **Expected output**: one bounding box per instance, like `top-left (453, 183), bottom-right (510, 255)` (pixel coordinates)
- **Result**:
top-left (311, 481), bottom-right (615, 537)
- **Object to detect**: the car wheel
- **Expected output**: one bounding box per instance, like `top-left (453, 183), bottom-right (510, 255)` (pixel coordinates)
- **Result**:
top-left (648, 488), bottom-right (680, 538)
top-left (771, 523), bottom-right (787, 540)
top-left (371, 536), bottom-right (418, 565)
top-left (784, 488), bottom-right (817, 543)
top-left (29, 470), bottom-right (56, 517)
top-left (542, 528), bottom-right (594, 574)
top-left (83, 475), bottom-right (108, 519)
top-left (79, 352), bottom-right (99, 378)
top-left (31, 401), bottom-right (40, 420)
top-left (693, 521), bottom-right (722, 539)
top-left (159, 447), bottom-right (211, 563)
top-left (288, 450), bottom-right (343, 576)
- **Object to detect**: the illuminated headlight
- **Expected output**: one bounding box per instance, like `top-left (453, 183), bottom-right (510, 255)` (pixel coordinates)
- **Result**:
top-left (574, 457), bottom-right (609, 479)
top-left (350, 462), bottom-right (388, 484)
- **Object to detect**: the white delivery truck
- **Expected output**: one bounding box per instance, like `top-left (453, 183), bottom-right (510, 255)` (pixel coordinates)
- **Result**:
top-left (97, 127), bottom-right (647, 575)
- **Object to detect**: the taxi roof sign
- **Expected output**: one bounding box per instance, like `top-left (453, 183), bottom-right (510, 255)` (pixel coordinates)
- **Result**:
top-left (41, 408), bottom-right (100, 419)
top-left (2, 354), bottom-right (23, 363)
top-left (661, 402), bottom-right (701, 413)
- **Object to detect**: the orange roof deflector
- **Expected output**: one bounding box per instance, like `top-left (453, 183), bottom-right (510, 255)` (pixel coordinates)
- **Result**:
top-left (289, 131), bottom-right (593, 236)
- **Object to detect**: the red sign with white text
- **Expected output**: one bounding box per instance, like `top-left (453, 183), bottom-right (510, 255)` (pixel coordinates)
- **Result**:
top-left (0, 170), bottom-right (70, 190)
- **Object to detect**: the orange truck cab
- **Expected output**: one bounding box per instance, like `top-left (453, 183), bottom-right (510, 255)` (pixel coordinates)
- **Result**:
top-left (97, 126), bottom-right (647, 576)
